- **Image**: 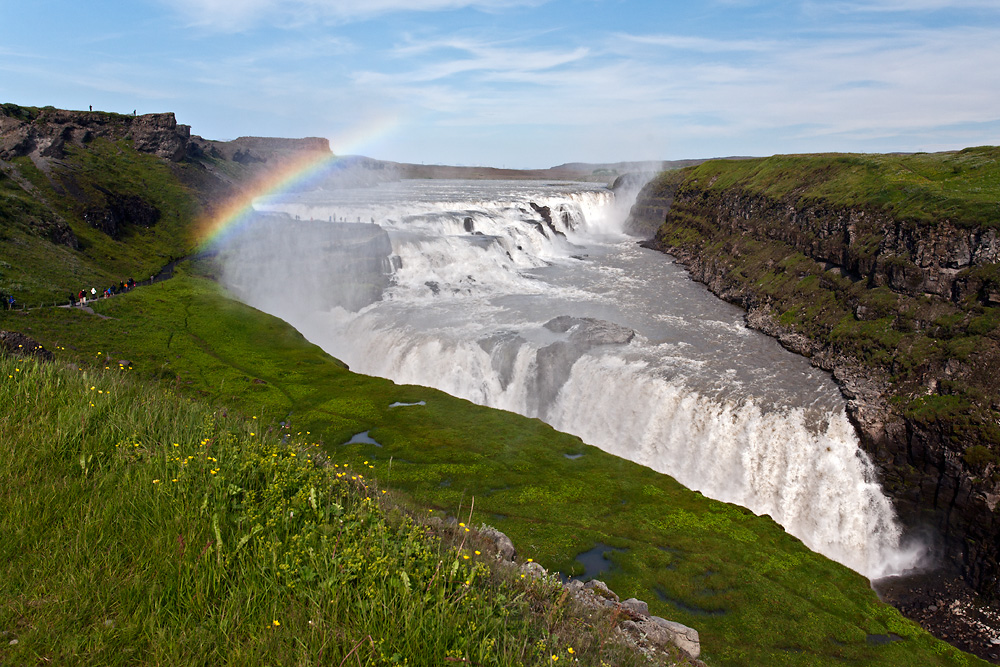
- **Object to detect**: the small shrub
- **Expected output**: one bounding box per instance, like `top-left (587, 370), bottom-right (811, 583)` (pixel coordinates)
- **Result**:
top-left (963, 445), bottom-right (999, 473)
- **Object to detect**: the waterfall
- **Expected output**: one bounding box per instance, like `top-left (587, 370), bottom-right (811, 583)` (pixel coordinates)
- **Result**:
top-left (221, 178), bottom-right (925, 579)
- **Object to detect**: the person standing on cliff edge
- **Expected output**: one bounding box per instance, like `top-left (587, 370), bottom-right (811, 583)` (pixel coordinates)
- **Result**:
top-left (89, 105), bottom-right (92, 111)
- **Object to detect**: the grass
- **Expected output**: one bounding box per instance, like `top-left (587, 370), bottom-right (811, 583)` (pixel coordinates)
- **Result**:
top-left (681, 147), bottom-right (1000, 228)
top-left (1, 263), bottom-right (985, 666)
top-left (1, 352), bottom-right (691, 666)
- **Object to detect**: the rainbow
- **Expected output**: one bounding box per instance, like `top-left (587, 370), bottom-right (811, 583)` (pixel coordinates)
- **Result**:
top-left (195, 115), bottom-right (400, 249)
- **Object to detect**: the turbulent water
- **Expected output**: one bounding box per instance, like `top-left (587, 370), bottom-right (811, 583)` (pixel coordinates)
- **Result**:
top-left (222, 178), bottom-right (924, 579)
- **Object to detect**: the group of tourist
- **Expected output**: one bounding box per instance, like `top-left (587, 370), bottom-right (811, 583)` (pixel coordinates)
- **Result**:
top-left (70, 278), bottom-right (136, 306)
top-left (1, 293), bottom-right (15, 310)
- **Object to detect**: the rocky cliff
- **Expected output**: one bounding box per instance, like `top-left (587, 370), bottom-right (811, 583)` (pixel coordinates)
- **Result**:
top-left (0, 104), bottom-right (332, 170)
top-left (620, 169), bottom-right (684, 237)
top-left (193, 135), bottom-right (330, 165)
top-left (628, 152), bottom-right (1000, 601)
top-left (0, 105), bottom-right (193, 162)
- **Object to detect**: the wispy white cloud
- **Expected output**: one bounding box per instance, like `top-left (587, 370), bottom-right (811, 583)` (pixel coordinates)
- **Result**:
top-left (6, 0), bottom-right (999, 164)
top-left (159, 0), bottom-right (546, 31)
top-left (340, 19), bottom-right (1000, 159)
top-left (615, 33), bottom-right (776, 53)
top-left (365, 38), bottom-right (589, 83)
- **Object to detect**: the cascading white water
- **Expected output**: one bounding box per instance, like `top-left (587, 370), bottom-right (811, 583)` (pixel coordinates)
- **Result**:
top-left (222, 178), bottom-right (925, 579)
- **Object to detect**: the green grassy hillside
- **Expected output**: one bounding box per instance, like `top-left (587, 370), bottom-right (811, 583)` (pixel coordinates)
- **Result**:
top-left (1, 267), bottom-right (983, 666)
top-left (3, 350), bottom-right (684, 666)
top-left (0, 137), bottom-right (200, 305)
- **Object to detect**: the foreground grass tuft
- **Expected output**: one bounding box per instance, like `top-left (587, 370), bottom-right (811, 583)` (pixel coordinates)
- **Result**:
top-left (0, 353), bottom-right (686, 666)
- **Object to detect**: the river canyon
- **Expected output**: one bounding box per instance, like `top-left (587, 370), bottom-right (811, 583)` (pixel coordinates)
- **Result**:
top-left (214, 177), bottom-right (930, 581)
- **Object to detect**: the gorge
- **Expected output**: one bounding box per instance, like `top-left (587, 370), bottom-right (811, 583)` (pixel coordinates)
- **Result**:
top-left (216, 177), bottom-right (925, 581)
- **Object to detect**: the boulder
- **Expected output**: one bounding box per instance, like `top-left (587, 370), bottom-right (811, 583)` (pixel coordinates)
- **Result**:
top-left (620, 597), bottom-right (649, 617)
top-left (479, 525), bottom-right (517, 561)
top-left (622, 616), bottom-right (702, 659)
top-left (649, 616), bottom-right (701, 659)
top-left (584, 578), bottom-right (619, 602)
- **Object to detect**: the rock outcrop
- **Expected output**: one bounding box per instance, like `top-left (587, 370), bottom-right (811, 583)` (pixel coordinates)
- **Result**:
top-left (0, 106), bottom-right (192, 162)
top-left (0, 105), bottom-right (332, 174)
top-left (478, 524), bottom-right (703, 661)
top-left (83, 187), bottom-right (161, 239)
top-left (530, 316), bottom-right (636, 415)
top-left (193, 135), bottom-right (331, 165)
top-left (479, 525), bottom-right (517, 561)
top-left (676, 188), bottom-right (1000, 305)
top-left (215, 214), bottom-right (394, 314)
top-left (629, 170), bottom-right (1000, 601)
top-left (0, 331), bottom-right (54, 361)
top-left (623, 169), bottom-right (684, 238)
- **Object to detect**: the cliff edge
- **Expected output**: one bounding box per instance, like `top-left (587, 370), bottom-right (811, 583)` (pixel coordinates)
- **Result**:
top-left (629, 149), bottom-right (1000, 602)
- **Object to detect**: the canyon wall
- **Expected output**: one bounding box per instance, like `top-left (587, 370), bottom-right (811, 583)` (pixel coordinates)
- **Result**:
top-left (628, 156), bottom-right (1000, 599)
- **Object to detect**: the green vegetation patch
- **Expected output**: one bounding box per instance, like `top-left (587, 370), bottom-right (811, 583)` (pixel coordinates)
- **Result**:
top-left (681, 147), bottom-right (1000, 227)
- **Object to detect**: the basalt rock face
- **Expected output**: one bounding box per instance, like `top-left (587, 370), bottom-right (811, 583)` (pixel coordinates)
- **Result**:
top-left (631, 175), bottom-right (1000, 600)
top-left (215, 214), bottom-right (394, 314)
top-left (682, 189), bottom-right (1000, 305)
top-left (83, 187), bottom-right (161, 239)
top-left (0, 107), bottom-right (192, 162)
top-left (529, 202), bottom-right (567, 238)
top-left (623, 170), bottom-right (684, 238)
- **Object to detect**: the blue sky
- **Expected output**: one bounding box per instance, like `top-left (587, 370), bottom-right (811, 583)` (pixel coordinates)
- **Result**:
top-left (2, 0), bottom-right (999, 167)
